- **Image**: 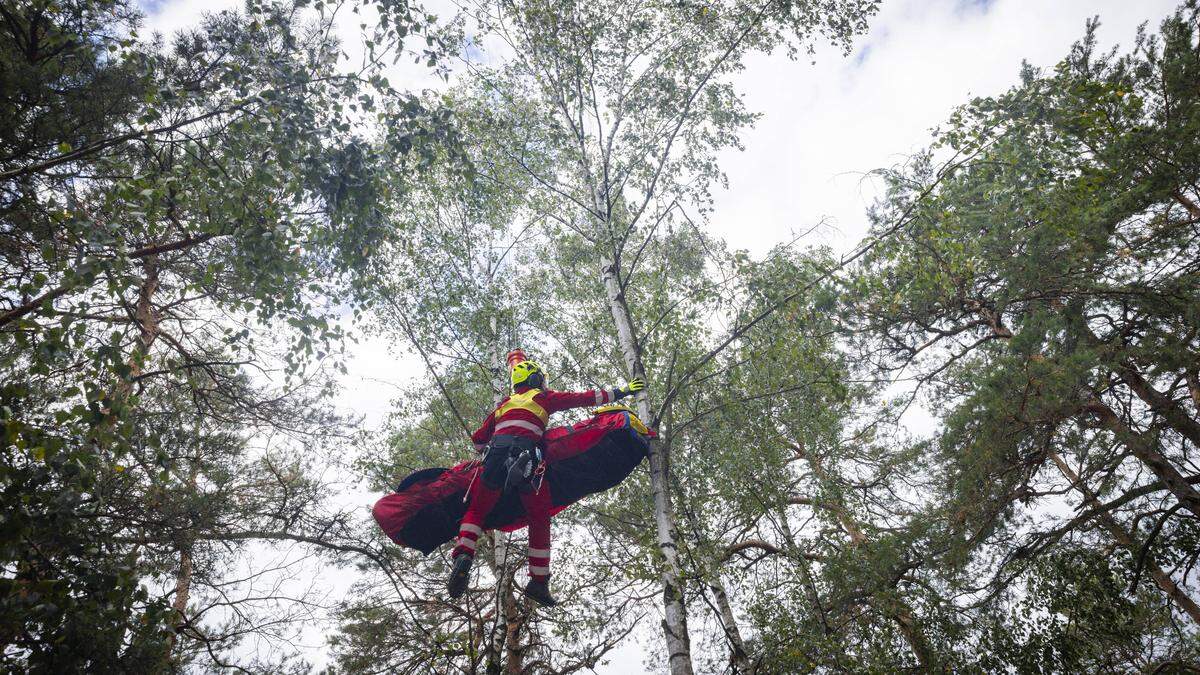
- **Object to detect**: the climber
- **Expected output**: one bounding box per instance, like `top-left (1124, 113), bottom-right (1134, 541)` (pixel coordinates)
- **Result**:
top-left (447, 350), bottom-right (645, 607)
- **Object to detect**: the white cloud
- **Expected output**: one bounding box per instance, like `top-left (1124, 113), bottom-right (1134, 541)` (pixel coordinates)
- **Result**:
top-left (713, 0), bottom-right (1181, 257)
top-left (140, 0), bottom-right (242, 36)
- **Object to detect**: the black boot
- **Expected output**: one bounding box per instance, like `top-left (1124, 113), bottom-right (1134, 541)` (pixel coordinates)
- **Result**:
top-left (447, 554), bottom-right (473, 599)
top-left (523, 577), bottom-right (557, 607)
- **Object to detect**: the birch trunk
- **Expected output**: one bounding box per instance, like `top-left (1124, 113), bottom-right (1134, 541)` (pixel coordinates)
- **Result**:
top-left (486, 339), bottom-right (528, 675)
top-left (600, 261), bottom-right (694, 675)
top-left (483, 534), bottom-right (519, 675)
top-left (709, 576), bottom-right (753, 674)
top-left (1049, 452), bottom-right (1200, 625)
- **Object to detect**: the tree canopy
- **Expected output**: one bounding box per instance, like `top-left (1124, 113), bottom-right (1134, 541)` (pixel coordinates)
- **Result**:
top-left (2, 0), bottom-right (1199, 673)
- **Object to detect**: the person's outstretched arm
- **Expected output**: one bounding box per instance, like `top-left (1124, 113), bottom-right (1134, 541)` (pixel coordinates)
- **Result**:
top-left (540, 379), bottom-right (646, 413)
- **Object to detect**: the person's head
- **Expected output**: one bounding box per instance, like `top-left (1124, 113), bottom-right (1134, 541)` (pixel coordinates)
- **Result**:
top-left (510, 359), bottom-right (546, 391)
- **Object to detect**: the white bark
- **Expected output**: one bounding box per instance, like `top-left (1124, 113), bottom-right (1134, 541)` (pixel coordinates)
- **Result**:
top-left (601, 261), bottom-right (695, 675)
top-left (483, 534), bottom-right (519, 673)
top-left (709, 575), bottom-right (753, 674)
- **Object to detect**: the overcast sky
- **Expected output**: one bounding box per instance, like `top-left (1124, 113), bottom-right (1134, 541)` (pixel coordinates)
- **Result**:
top-left (713, 0), bottom-right (1180, 256)
top-left (140, 0), bottom-right (1182, 671)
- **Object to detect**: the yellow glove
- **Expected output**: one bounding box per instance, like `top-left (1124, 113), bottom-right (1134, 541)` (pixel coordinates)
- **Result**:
top-left (615, 378), bottom-right (646, 399)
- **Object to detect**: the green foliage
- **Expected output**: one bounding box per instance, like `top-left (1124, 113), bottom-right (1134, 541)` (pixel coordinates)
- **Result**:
top-left (0, 0), bottom-right (455, 669)
top-left (8, 0), bottom-right (1199, 671)
top-left (848, 3), bottom-right (1200, 670)
top-left (977, 549), bottom-right (1197, 673)
top-left (334, 0), bottom-right (893, 670)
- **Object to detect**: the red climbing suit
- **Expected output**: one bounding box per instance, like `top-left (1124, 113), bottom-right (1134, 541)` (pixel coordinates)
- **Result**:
top-left (470, 386), bottom-right (619, 450)
top-left (454, 384), bottom-right (618, 580)
top-left (371, 407), bottom-right (655, 554)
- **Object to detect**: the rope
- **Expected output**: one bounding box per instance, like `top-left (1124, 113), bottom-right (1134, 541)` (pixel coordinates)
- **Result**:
top-left (464, 455), bottom-right (485, 503)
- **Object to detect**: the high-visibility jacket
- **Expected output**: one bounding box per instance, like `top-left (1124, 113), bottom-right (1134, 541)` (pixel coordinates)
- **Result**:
top-left (472, 385), bottom-right (618, 450)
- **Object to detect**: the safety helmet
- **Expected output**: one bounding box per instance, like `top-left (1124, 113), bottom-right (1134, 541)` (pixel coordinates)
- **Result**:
top-left (510, 360), bottom-right (546, 390)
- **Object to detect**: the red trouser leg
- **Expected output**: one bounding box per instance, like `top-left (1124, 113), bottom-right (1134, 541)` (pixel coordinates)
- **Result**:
top-left (520, 486), bottom-right (552, 579)
top-left (454, 477), bottom-right (501, 559)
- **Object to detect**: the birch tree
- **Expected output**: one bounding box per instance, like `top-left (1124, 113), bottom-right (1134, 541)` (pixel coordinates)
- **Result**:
top-left (452, 1), bottom-right (879, 670)
top-left (333, 93), bottom-right (645, 672)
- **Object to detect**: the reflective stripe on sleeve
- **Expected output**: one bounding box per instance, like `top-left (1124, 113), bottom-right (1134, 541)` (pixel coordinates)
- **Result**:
top-left (460, 523), bottom-right (482, 536)
top-left (528, 548), bottom-right (551, 558)
top-left (529, 565), bottom-right (550, 575)
top-left (457, 536), bottom-right (477, 550)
